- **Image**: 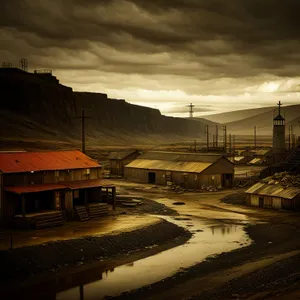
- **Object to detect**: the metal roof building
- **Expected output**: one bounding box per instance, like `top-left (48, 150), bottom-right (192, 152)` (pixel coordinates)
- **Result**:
top-left (108, 149), bottom-right (140, 176)
top-left (245, 182), bottom-right (300, 210)
top-left (124, 151), bottom-right (234, 189)
top-left (0, 150), bottom-right (116, 228)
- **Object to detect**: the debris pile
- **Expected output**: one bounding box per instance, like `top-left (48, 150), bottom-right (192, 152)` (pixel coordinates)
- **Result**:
top-left (261, 172), bottom-right (300, 187)
top-left (166, 183), bottom-right (222, 193)
top-left (116, 198), bottom-right (143, 207)
top-left (200, 185), bottom-right (222, 192)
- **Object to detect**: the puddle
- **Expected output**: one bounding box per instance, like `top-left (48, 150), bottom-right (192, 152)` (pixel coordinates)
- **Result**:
top-left (56, 216), bottom-right (251, 300)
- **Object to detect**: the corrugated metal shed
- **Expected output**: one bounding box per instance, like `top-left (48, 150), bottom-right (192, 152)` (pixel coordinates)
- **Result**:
top-left (0, 150), bottom-right (100, 173)
top-left (249, 158), bottom-right (263, 165)
top-left (234, 156), bottom-right (245, 162)
top-left (245, 182), bottom-right (300, 200)
top-left (108, 150), bottom-right (138, 160)
top-left (138, 151), bottom-right (223, 163)
top-left (4, 179), bottom-right (114, 194)
top-left (125, 159), bottom-right (211, 173)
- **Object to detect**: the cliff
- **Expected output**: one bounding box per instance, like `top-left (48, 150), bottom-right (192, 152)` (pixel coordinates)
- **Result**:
top-left (0, 68), bottom-right (206, 148)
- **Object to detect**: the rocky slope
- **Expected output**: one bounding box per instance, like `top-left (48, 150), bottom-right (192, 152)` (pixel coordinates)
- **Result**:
top-left (0, 68), bottom-right (206, 148)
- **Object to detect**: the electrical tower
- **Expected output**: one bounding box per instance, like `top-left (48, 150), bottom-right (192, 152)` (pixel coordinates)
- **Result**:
top-left (254, 126), bottom-right (257, 149)
top-left (187, 103), bottom-right (195, 118)
top-left (206, 125), bottom-right (209, 151)
top-left (19, 58), bottom-right (28, 72)
top-left (2, 62), bottom-right (12, 68)
top-left (223, 126), bottom-right (227, 153)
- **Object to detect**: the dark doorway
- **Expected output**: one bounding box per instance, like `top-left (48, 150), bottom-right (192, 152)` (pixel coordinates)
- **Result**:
top-left (259, 197), bottom-right (264, 208)
top-left (222, 174), bottom-right (233, 187)
top-left (73, 189), bottom-right (86, 206)
top-left (148, 172), bottom-right (156, 184)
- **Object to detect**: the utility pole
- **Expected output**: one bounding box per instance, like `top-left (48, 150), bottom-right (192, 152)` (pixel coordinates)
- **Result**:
top-left (233, 135), bottom-right (236, 158)
top-left (291, 125), bottom-right (295, 149)
top-left (75, 109), bottom-right (91, 154)
top-left (215, 125), bottom-right (218, 148)
top-left (254, 126), bottom-right (257, 150)
top-left (223, 125), bottom-right (227, 154)
top-left (206, 125), bottom-right (209, 151)
top-left (289, 125), bottom-right (291, 150)
top-left (213, 135), bottom-right (215, 148)
top-left (229, 134), bottom-right (232, 154)
top-left (194, 140), bottom-right (197, 152)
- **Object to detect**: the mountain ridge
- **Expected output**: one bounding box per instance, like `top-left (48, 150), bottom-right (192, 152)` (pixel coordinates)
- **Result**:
top-left (0, 68), bottom-right (208, 148)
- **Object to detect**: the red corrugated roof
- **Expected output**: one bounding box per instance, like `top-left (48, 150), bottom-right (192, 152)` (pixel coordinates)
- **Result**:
top-left (0, 150), bottom-right (100, 173)
top-left (4, 179), bottom-right (115, 194)
top-left (5, 183), bottom-right (67, 194)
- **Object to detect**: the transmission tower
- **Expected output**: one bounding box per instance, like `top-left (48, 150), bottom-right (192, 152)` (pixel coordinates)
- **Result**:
top-left (187, 103), bottom-right (195, 118)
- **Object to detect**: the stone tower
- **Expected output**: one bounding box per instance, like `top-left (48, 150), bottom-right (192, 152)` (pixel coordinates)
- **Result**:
top-left (272, 101), bottom-right (286, 163)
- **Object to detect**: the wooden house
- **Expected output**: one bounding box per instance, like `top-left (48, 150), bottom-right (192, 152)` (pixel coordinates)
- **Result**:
top-left (109, 150), bottom-right (140, 176)
top-left (0, 150), bottom-right (116, 228)
top-left (124, 151), bottom-right (234, 189)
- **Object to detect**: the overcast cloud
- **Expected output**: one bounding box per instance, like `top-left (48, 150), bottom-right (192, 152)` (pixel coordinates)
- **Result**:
top-left (1, 0), bottom-right (300, 116)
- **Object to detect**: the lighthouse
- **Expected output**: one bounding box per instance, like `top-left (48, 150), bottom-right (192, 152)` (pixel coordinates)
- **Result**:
top-left (272, 101), bottom-right (286, 163)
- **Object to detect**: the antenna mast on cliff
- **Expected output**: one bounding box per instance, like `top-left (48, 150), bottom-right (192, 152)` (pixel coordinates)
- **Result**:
top-left (19, 58), bottom-right (28, 72)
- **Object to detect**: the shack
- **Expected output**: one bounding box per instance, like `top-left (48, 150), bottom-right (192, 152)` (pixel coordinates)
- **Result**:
top-left (245, 181), bottom-right (300, 211)
top-left (0, 150), bottom-right (116, 228)
top-left (124, 151), bottom-right (234, 189)
top-left (109, 150), bottom-right (140, 176)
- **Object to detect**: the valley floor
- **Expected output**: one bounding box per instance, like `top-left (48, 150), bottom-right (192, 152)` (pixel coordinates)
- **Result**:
top-left (1, 181), bottom-right (300, 300)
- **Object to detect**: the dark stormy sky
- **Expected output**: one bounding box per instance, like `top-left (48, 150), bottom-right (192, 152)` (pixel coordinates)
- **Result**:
top-left (1, 0), bottom-right (300, 116)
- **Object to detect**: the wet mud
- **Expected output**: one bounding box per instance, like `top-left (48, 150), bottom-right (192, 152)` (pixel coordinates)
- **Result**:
top-left (0, 219), bottom-right (190, 292)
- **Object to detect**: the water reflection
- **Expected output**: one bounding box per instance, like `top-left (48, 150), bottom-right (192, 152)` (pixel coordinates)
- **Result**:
top-left (56, 216), bottom-right (250, 300)
top-left (210, 224), bottom-right (239, 236)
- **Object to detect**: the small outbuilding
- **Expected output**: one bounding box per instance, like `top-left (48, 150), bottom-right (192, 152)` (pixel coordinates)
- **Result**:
top-left (109, 150), bottom-right (140, 176)
top-left (245, 182), bottom-right (300, 211)
top-left (124, 151), bottom-right (234, 189)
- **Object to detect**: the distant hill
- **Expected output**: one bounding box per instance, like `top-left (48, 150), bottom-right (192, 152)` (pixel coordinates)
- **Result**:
top-left (202, 106), bottom-right (275, 123)
top-left (224, 105), bottom-right (300, 135)
top-left (192, 117), bottom-right (219, 126)
top-left (0, 68), bottom-right (207, 149)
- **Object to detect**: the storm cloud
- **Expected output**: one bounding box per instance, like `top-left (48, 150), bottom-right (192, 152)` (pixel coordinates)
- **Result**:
top-left (1, 0), bottom-right (300, 115)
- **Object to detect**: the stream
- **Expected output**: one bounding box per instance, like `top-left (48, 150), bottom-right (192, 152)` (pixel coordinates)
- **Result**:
top-left (56, 215), bottom-right (251, 300)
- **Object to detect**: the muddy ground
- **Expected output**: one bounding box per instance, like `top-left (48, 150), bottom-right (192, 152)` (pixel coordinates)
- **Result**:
top-left (1, 181), bottom-right (300, 300)
top-left (0, 219), bottom-right (190, 293)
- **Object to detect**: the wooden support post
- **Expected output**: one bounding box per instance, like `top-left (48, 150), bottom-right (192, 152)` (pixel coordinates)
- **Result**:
top-left (65, 190), bottom-right (74, 220)
top-left (99, 188), bottom-right (103, 203)
top-left (80, 284), bottom-right (84, 300)
top-left (112, 187), bottom-right (116, 210)
top-left (21, 195), bottom-right (26, 217)
top-left (105, 187), bottom-right (108, 203)
top-left (35, 198), bottom-right (39, 211)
